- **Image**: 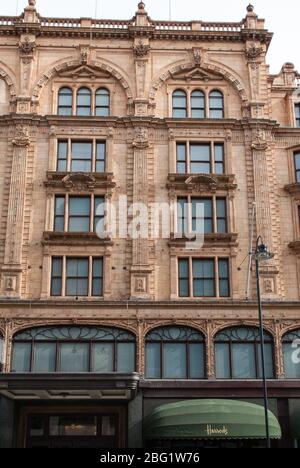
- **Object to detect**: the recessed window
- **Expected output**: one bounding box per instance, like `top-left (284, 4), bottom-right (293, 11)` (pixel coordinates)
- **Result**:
top-left (177, 197), bottom-right (228, 235)
top-left (282, 330), bottom-right (300, 379)
top-left (95, 88), bottom-right (110, 117)
top-left (209, 90), bottom-right (224, 119)
top-left (178, 258), bottom-right (230, 298)
top-left (57, 87), bottom-right (73, 116)
top-left (295, 104), bottom-right (300, 127)
top-left (191, 90), bottom-right (205, 118)
top-left (176, 142), bottom-right (225, 174)
top-left (54, 195), bottom-right (105, 233)
top-left (56, 140), bottom-right (106, 173)
top-left (295, 152), bottom-right (300, 183)
top-left (172, 90), bottom-right (187, 118)
top-left (11, 326), bottom-right (136, 373)
top-left (0, 333), bottom-right (3, 372)
top-left (145, 326), bottom-right (205, 379)
top-left (50, 256), bottom-right (104, 297)
top-left (214, 327), bottom-right (275, 380)
top-left (76, 87), bottom-right (92, 116)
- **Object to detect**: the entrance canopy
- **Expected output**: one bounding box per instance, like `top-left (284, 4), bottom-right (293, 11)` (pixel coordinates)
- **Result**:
top-left (0, 373), bottom-right (139, 401)
top-left (144, 399), bottom-right (282, 440)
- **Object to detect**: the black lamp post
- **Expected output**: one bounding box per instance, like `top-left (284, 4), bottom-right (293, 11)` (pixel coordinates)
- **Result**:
top-left (254, 236), bottom-right (274, 449)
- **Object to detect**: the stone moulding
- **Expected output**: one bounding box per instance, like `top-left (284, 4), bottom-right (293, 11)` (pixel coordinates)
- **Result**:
top-left (44, 172), bottom-right (116, 193)
top-left (42, 231), bottom-right (113, 247)
top-left (167, 173), bottom-right (237, 193)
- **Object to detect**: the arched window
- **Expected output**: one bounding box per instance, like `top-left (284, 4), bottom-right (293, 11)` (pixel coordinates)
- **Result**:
top-left (95, 88), bottom-right (110, 117)
top-left (282, 330), bottom-right (300, 379)
top-left (57, 87), bottom-right (73, 116)
top-left (145, 326), bottom-right (205, 379)
top-left (191, 90), bottom-right (205, 118)
top-left (76, 87), bottom-right (92, 116)
top-left (11, 326), bottom-right (136, 374)
top-left (215, 327), bottom-right (274, 380)
top-left (209, 90), bottom-right (224, 118)
top-left (0, 332), bottom-right (3, 371)
top-left (172, 90), bottom-right (187, 118)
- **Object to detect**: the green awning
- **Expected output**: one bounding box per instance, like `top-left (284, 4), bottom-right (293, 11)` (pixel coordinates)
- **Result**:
top-left (144, 400), bottom-right (282, 440)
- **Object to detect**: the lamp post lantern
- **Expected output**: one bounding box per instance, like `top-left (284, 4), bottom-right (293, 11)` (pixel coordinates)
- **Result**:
top-left (254, 236), bottom-right (274, 449)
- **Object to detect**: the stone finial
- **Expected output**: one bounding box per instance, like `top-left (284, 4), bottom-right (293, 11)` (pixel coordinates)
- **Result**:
top-left (28, 0), bottom-right (36, 6)
top-left (247, 4), bottom-right (254, 13)
top-left (136, 1), bottom-right (148, 26)
top-left (138, 1), bottom-right (145, 10)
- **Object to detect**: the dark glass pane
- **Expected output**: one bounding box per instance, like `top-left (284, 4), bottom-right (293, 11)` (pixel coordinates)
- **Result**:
top-left (52, 258), bottom-right (62, 277)
top-left (295, 154), bottom-right (300, 170)
top-left (283, 343), bottom-right (300, 378)
top-left (59, 343), bottom-right (89, 372)
top-left (177, 144), bottom-right (186, 161)
top-left (49, 416), bottom-right (97, 436)
top-left (215, 144), bottom-right (224, 162)
top-left (177, 197), bottom-right (188, 234)
top-left (193, 259), bottom-right (214, 278)
top-left (58, 107), bottom-right (72, 117)
top-left (189, 343), bottom-right (205, 379)
top-left (190, 145), bottom-right (210, 161)
top-left (117, 343), bottom-right (135, 372)
top-left (69, 218), bottom-right (90, 232)
top-left (217, 219), bottom-right (227, 234)
top-left (92, 343), bottom-right (114, 372)
top-left (12, 343), bottom-right (31, 372)
top-left (218, 258), bottom-right (229, 277)
top-left (69, 197), bottom-right (90, 216)
top-left (163, 343), bottom-right (186, 379)
top-left (219, 279), bottom-right (229, 297)
top-left (92, 279), bottom-right (102, 296)
top-left (179, 279), bottom-right (189, 297)
top-left (257, 343), bottom-right (274, 379)
top-left (55, 196), bottom-right (65, 215)
top-left (179, 259), bottom-right (189, 277)
top-left (33, 343), bottom-right (56, 373)
top-left (51, 278), bottom-right (62, 296)
top-left (215, 343), bottom-right (231, 379)
top-left (146, 343), bottom-right (161, 379)
top-left (93, 258), bottom-right (103, 277)
top-left (71, 160), bottom-right (92, 172)
top-left (72, 142), bottom-right (92, 160)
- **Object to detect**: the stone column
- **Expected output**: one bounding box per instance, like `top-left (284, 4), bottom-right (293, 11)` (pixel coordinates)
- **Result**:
top-left (130, 128), bottom-right (153, 299)
top-left (0, 126), bottom-right (30, 298)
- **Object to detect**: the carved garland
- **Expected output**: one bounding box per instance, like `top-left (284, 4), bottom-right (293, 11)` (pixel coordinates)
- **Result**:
top-left (149, 61), bottom-right (249, 105)
top-left (32, 59), bottom-right (134, 104)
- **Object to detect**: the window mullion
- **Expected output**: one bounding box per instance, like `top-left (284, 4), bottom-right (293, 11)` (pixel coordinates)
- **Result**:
top-left (213, 196), bottom-right (217, 233)
top-left (62, 256), bottom-right (66, 297)
top-left (189, 258), bottom-right (193, 298)
top-left (88, 256), bottom-right (93, 297)
top-left (215, 257), bottom-right (219, 298)
top-left (67, 139), bottom-right (71, 172)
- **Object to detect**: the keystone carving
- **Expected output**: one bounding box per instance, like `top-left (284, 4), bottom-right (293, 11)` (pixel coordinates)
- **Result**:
top-left (133, 41), bottom-right (150, 58)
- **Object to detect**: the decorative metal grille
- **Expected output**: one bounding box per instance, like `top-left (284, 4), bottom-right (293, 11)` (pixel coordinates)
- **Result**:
top-left (282, 329), bottom-right (300, 343)
top-left (13, 326), bottom-right (135, 342)
top-left (215, 327), bottom-right (272, 343)
top-left (146, 326), bottom-right (204, 342)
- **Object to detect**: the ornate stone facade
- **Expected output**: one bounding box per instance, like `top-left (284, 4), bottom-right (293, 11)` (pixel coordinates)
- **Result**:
top-left (0, 1), bottom-right (299, 385)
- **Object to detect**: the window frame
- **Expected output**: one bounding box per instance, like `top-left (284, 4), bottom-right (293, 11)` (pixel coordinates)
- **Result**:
top-left (57, 87), bottom-right (73, 116)
top-left (294, 152), bottom-right (300, 183)
top-left (178, 257), bottom-right (230, 299)
top-left (191, 90), bottom-right (206, 119)
top-left (209, 90), bottom-right (224, 119)
top-left (295, 103), bottom-right (300, 128)
top-left (76, 87), bottom-right (92, 116)
top-left (56, 139), bottom-right (107, 174)
top-left (145, 326), bottom-right (206, 380)
top-left (172, 89), bottom-right (188, 118)
top-left (50, 256), bottom-right (104, 298)
top-left (11, 326), bottom-right (136, 374)
top-left (282, 329), bottom-right (300, 379)
top-left (95, 88), bottom-right (110, 117)
top-left (176, 141), bottom-right (225, 175)
top-left (214, 327), bottom-right (275, 380)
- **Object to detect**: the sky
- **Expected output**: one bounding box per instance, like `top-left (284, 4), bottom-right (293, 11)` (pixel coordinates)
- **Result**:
top-left (3, 0), bottom-right (299, 74)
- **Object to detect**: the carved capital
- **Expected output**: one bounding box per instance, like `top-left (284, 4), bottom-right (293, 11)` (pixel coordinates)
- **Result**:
top-left (12, 125), bottom-right (30, 147)
top-left (132, 127), bottom-right (149, 149)
top-left (246, 45), bottom-right (263, 63)
top-left (133, 41), bottom-right (150, 58)
top-left (19, 37), bottom-right (36, 56)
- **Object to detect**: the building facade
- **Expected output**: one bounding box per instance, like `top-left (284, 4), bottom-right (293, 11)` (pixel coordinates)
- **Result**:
top-left (0, 0), bottom-right (300, 448)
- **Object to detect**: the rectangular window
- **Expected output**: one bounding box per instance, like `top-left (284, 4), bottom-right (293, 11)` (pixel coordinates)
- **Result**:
top-left (177, 197), bottom-right (228, 234)
top-left (178, 257), bottom-right (230, 298)
top-left (96, 142), bottom-right (106, 173)
top-left (68, 197), bottom-right (90, 232)
top-left (176, 142), bottom-right (225, 174)
top-left (295, 104), bottom-right (300, 128)
top-left (51, 257), bottom-right (63, 296)
top-left (295, 153), bottom-right (300, 183)
top-left (178, 258), bottom-right (190, 297)
top-left (94, 196), bottom-right (105, 233)
top-left (193, 259), bottom-right (215, 297)
top-left (54, 196), bottom-right (65, 231)
top-left (51, 257), bottom-right (103, 297)
top-left (176, 143), bottom-right (187, 173)
top-left (57, 141), bottom-right (68, 172)
top-left (66, 258), bottom-right (89, 296)
top-left (71, 142), bottom-right (92, 172)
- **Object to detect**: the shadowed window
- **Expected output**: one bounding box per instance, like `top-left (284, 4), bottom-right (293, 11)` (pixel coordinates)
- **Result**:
top-left (173, 90), bottom-right (187, 118)
top-left (209, 90), bottom-right (224, 118)
top-left (95, 88), bottom-right (110, 116)
top-left (191, 90), bottom-right (205, 118)
top-left (58, 87), bottom-right (73, 116)
top-left (282, 330), bottom-right (300, 379)
top-left (76, 87), bottom-right (92, 116)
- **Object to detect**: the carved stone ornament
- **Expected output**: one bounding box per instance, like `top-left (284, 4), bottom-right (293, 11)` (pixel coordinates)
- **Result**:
top-left (132, 127), bottom-right (149, 149)
top-left (4, 276), bottom-right (16, 292)
top-left (264, 278), bottom-right (275, 294)
top-left (246, 45), bottom-right (263, 62)
top-left (12, 125), bottom-right (30, 147)
top-left (193, 49), bottom-right (202, 66)
top-left (251, 128), bottom-right (268, 151)
top-left (79, 47), bottom-right (90, 65)
top-left (28, 0), bottom-right (36, 6)
top-left (135, 277), bottom-right (147, 293)
top-left (19, 37), bottom-right (36, 55)
top-left (62, 173), bottom-right (96, 192)
top-left (185, 174), bottom-right (218, 193)
top-left (133, 41), bottom-right (150, 58)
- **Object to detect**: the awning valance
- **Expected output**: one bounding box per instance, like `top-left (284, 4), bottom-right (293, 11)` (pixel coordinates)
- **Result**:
top-left (144, 399), bottom-right (282, 440)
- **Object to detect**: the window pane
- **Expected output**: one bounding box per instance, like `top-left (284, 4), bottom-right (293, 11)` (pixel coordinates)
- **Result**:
top-left (55, 196), bottom-right (65, 216)
top-left (12, 343), bottom-right (31, 372)
top-left (72, 143), bottom-right (92, 159)
top-left (59, 343), bottom-right (89, 372)
top-left (257, 343), bottom-right (274, 379)
top-left (163, 343), bottom-right (186, 379)
top-left (69, 197), bottom-right (90, 216)
top-left (92, 343), bottom-right (114, 372)
top-left (215, 343), bottom-right (231, 379)
top-left (193, 259), bottom-right (214, 278)
top-left (173, 109), bottom-right (187, 118)
top-left (190, 145), bottom-right (210, 161)
top-left (283, 343), bottom-right (300, 379)
top-left (69, 217), bottom-right (90, 232)
top-left (232, 343), bottom-right (256, 379)
top-left (145, 343), bottom-right (161, 379)
top-left (117, 343), bottom-right (135, 372)
top-left (189, 343), bottom-right (205, 379)
top-left (179, 259), bottom-right (189, 297)
top-left (33, 343), bottom-right (56, 373)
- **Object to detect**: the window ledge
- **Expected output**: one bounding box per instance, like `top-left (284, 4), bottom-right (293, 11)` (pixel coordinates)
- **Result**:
top-left (284, 182), bottom-right (300, 196)
top-left (167, 173), bottom-right (237, 193)
top-left (169, 232), bottom-right (238, 247)
top-left (42, 231), bottom-right (113, 246)
top-left (45, 171), bottom-right (116, 192)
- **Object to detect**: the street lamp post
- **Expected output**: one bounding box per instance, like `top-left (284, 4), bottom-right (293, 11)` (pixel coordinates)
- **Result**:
top-left (254, 236), bottom-right (274, 449)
